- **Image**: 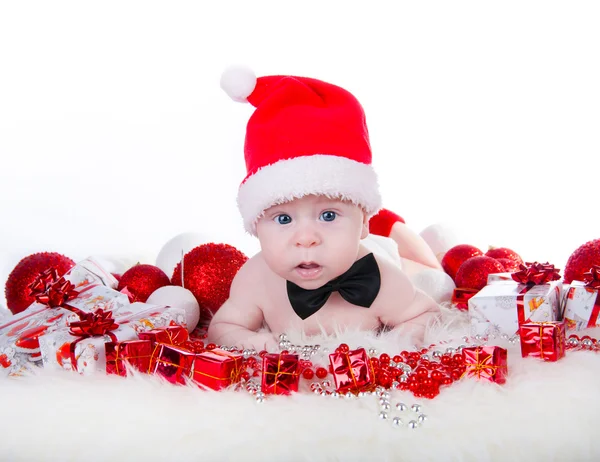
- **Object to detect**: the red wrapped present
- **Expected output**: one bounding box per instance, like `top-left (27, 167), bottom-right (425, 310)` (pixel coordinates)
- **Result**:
top-left (191, 348), bottom-right (243, 390)
top-left (150, 343), bottom-right (195, 384)
top-left (452, 288), bottom-right (479, 311)
top-left (261, 353), bottom-right (300, 395)
top-left (138, 325), bottom-right (189, 346)
top-left (519, 321), bottom-right (566, 361)
top-left (329, 347), bottom-right (376, 394)
top-left (105, 340), bottom-right (154, 376)
top-left (461, 346), bottom-right (507, 384)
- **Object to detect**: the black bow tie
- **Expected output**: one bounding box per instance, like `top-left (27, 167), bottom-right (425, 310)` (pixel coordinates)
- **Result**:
top-left (286, 253), bottom-right (381, 320)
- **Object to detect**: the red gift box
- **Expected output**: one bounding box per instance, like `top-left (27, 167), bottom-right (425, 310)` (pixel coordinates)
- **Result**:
top-left (138, 325), bottom-right (189, 346)
top-left (191, 348), bottom-right (243, 390)
top-left (519, 321), bottom-right (566, 361)
top-left (329, 347), bottom-right (375, 394)
top-left (452, 288), bottom-right (479, 311)
top-left (261, 353), bottom-right (300, 395)
top-left (461, 346), bottom-right (507, 384)
top-left (105, 340), bottom-right (154, 376)
top-left (150, 343), bottom-right (195, 384)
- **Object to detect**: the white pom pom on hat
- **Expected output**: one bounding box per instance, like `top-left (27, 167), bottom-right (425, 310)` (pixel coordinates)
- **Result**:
top-left (220, 65), bottom-right (257, 103)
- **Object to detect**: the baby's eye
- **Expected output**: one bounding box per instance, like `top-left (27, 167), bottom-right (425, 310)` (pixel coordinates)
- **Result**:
top-left (320, 211), bottom-right (337, 222)
top-left (275, 214), bottom-right (292, 225)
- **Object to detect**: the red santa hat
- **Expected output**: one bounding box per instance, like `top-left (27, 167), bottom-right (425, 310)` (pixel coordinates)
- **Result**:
top-left (220, 66), bottom-right (382, 235)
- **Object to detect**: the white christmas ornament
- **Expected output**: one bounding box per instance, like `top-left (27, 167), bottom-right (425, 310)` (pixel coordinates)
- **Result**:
top-left (410, 269), bottom-right (456, 305)
top-left (156, 232), bottom-right (208, 278)
top-left (419, 223), bottom-right (462, 263)
top-left (147, 285), bottom-right (200, 332)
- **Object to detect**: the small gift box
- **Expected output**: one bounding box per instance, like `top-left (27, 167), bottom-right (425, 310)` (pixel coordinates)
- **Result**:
top-left (452, 288), bottom-right (479, 311)
top-left (329, 347), bottom-right (375, 394)
top-left (138, 325), bottom-right (189, 346)
top-left (191, 348), bottom-right (243, 390)
top-left (519, 321), bottom-right (566, 361)
top-left (105, 340), bottom-right (154, 376)
top-left (0, 258), bottom-right (129, 377)
top-left (469, 262), bottom-right (563, 337)
top-left (39, 304), bottom-right (186, 375)
top-left (150, 343), bottom-right (195, 385)
top-left (563, 266), bottom-right (600, 331)
top-left (261, 353), bottom-right (300, 395)
top-left (461, 346), bottom-right (507, 384)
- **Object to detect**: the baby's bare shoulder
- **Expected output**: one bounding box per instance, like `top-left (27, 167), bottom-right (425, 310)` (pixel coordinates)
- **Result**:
top-left (230, 252), bottom-right (271, 291)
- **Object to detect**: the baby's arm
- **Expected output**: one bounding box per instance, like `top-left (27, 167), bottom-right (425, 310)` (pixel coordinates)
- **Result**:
top-left (376, 263), bottom-right (440, 342)
top-left (206, 260), bottom-right (278, 351)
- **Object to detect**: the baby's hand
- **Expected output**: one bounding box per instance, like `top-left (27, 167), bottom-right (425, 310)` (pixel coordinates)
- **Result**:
top-left (239, 332), bottom-right (279, 352)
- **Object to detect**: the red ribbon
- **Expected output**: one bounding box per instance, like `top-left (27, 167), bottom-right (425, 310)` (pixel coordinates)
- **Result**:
top-left (584, 265), bottom-right (600, 290)
top-left (68, 309), bottom-right (119, 371)
top-left (511, 262), bottom-right (561, 326)
top-left (583, 266), bottom-right (600, 328)
top-left (28, 268), bottom-right (86, 317)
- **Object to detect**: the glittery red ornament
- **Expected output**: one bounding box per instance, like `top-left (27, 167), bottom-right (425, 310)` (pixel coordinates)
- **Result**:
top-left (455, 256), bottom-right (505, 290)
top-left (495, 258), bottom-right (521, 273)
top-left (564, 238), bottom-right (600, 284)
top-left (117, 264), bottom-right (171, 303)
top-left (4, 252), bottom-right (76, 315)
top-left (171, 243), bottom-right (248, 318)
top-left (441, 244), bottom-right (483, 281)
top-left (485, 247), bottom-right (523, 265)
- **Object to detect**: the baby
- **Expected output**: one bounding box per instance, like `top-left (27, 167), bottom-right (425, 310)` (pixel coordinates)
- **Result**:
top-left (208, 68), bottom-right (441, 351)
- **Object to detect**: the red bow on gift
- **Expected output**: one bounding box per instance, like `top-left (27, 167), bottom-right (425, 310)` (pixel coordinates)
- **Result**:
top-left (511, 262), bottom-right (561, 285)
top-left (28, 268), bottom-right (60, 298)
top-left (28, 268), bottom-right (82, 314)
top-left (66, 308), bottom-right (120, 372)
top-left (69, 309), bottom-right (119, 338)
top-left (583, 265), bottom-right (600, 290)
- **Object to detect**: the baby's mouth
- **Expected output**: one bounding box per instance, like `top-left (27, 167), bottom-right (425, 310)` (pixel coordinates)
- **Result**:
top-left (295, 262), bottom-right (323, 279)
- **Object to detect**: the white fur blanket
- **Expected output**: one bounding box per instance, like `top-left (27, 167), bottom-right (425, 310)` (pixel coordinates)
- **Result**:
top-left (2, 307), bottom-right (599, 462)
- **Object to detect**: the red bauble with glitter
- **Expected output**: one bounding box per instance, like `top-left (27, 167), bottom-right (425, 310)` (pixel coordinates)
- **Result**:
top-left (171, 243), bottom-right (248, 318)
top-left (441, 244), bottom-right (483, 281)
top-left (4, 252), bottom-right (76, 315)
top-left (455, 256), bottom-right (505, 290)
top-left (495, 258), bottom-right (521, 273)
top-left (564, 238), bottom-right (600, 284)
top-left (117, 264), bottom-right (171, 303)
top-left (485, 247), bottom-right (523, 265)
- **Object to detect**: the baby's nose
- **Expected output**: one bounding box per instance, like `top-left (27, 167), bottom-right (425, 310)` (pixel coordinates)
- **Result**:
top-left (294, 225), bottom-right (321, 247)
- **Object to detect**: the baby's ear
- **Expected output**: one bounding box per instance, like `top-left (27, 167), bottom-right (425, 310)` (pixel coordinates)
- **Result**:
top-left (360, 212), bottom-right (369, 239)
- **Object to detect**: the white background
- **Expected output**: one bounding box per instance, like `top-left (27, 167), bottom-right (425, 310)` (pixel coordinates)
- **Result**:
top-left (1, 1), bottom-right (598, 309)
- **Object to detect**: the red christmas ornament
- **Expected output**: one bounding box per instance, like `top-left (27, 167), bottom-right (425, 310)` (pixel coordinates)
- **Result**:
top-left (564, 238), bottom-right (600, 284)
top-left (117, 264), bottom-right (171, 303)
top-left (485, 247), bottom-right (523, 265)
top-left (495, 258), bottom-right (521, 273)
top-left (171, 243), bottom-right (248, 318)
top-left (441, 244), bottom-right (483, 281)
top-left (4, 252), bottom-right (75, 315)
top-left (455, 256), bottom-right (505, 290)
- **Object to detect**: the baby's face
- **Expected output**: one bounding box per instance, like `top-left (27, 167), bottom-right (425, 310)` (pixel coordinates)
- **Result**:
top-left (255, 195), bottom-right (369, 290)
